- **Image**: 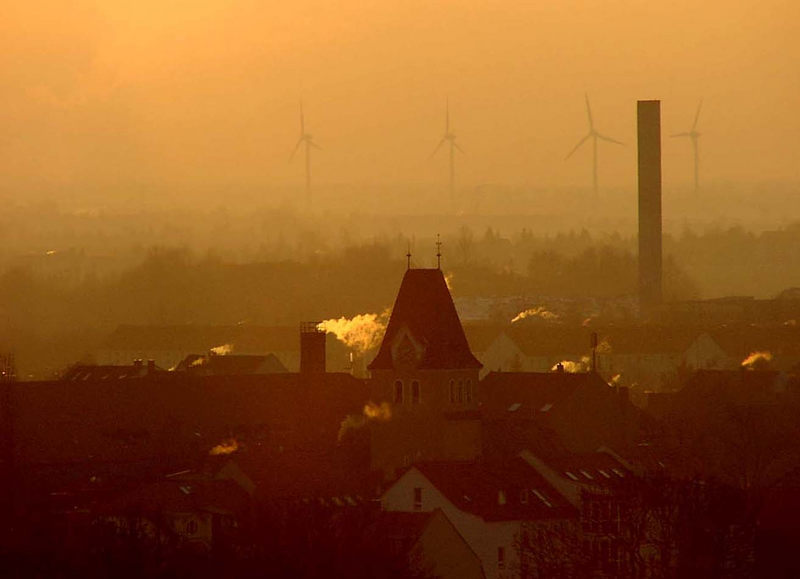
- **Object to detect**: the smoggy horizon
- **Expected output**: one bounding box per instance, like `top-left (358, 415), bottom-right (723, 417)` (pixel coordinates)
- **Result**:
top-left (2, 1), bottom-right (798, 200)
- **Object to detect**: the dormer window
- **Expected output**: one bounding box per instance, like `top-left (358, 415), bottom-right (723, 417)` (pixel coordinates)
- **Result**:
top-left (411, 380), bottom-right (420, 404)
top-left (457, 380), bottom-right (464, 403)
top-left (394, 380), bottom-right (404, 404)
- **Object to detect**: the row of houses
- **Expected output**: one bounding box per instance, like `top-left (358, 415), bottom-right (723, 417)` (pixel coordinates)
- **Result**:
top-left (3, 267), bottom-right (800, 577)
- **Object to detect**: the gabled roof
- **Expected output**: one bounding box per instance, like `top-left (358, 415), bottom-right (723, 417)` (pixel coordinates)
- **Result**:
top-left (411, 458), bottom-right (576, 522)
top-left (369, 269), bottom-right (482, 370)
top-left (61, 363), bottom-right (164, 381)
top-left (100, 477), bottom-right (251, 516)
top-left (479, 371), bottom-right (607, 418)
top-left (174, 353), bottom-right (287, 375)
top-left (541, 452), bottom-right (633, 489)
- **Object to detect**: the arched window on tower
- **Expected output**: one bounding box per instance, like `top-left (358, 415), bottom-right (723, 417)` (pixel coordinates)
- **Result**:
top-left (411, 380), bottom-right (420, 404)
top-left (449, 380), bottom-right (455, 403)
top-left (466, 378), bottom-right (473, 402)
top-left (457, 380), bottom-right (464, 403)
top-left (394, 380), bottom-right (404, 404)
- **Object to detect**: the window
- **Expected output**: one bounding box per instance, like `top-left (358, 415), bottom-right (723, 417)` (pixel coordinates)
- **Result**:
top-left (185, 519), bottom-right (198, 535)
top-left (394, 380), bottom-right (404, 404)
top-left (411, 380), bottom-right (420, 404)
top-left (520, 489), bottom-right (528, 504)
top-left (449, 380), bottom-right (455, 403)
top-left (413, 487), bottom-right (423, 510)
top-left (497, 546), bottom-right (506, 569)
top-left (465, 379), bottom-right (472, 402)
top-left (457, 380), bottom-right (463, 403)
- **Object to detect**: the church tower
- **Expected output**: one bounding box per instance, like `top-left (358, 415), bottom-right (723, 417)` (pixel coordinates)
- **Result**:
top-left (368, 267), bottom-right (483, 478)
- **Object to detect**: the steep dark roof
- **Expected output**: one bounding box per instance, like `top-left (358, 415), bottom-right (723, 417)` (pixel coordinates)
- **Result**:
top-left (413, 458), bottom-right (576, 522)
top-left (174, 353), bottom-right (287, 375)
top-left (369, 269), bottom-right (482, 371)
top-left (479, 371), bottom-right (606, 418)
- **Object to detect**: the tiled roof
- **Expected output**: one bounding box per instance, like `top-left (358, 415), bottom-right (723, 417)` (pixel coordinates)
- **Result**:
top-left (369, 269), bottom-right (482, 370)
top-left (542, 452), bottom-right (633, 489)
top-left (174, 353), bottom-right (287, 375)
top-left (413, 458), bottom-right (576, 522)
top-left (61, 363), bottom-right (164, 381)
top-left (479, 371), bottom-right (606, 418)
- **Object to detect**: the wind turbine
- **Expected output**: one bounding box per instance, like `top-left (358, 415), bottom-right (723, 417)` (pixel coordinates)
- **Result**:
top-left (671, 100), bottom-right (703, 192)
top-left (565, 94), bottom-right (624, 196)
top-left (290, 101), bottom-right (321, 205)
top-left (431, 98), bottom-right (464, 199)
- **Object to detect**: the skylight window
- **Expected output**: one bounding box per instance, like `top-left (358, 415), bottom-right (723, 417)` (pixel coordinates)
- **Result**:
top-left (579, 469), bottom-right (594, 480)
top-left (532, 489), bottom-right (553, 508)
top-left (540, 403), bottom-right (553, 412)
top-left (565, 471), bottom-right (579, 481)
top-left (508, 402), bottom-right (521, 412)
top-left (611, 468), bottom-right (625, 478)
top-left (598, 469), bottom-right (612, 478)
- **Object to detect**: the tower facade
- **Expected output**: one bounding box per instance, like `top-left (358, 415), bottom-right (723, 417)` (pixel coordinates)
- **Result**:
top-left (368, 268), bottom-right (483, 478)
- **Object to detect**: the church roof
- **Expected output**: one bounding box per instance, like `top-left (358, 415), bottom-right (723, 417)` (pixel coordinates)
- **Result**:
top-left (368, 269), bottom-right (482, 371)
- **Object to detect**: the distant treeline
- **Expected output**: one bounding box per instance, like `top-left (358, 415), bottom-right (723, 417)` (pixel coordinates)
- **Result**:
top-left (3, 222), bottom-right (800, 377)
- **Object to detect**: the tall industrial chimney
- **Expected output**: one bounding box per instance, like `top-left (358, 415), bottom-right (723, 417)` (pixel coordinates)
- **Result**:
top-left (300, 322), bottom-right (326, 374)
top-left (637, 100), bottom-right (663, 311)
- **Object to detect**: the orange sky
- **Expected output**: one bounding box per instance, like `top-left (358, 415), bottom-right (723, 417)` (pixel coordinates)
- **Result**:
top-left (2, 0), bottom-right (798, 196)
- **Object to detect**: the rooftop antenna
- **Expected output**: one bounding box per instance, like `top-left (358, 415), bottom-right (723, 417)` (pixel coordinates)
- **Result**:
top-left (670, 100), bottom-right (703, 192)
top-left (431, 98), bottom-right (464, 200)
top-left (435, 234), bottom-right (442, 270)
top-left (565, 93), bottom-right (624, 197)
top-left (290, 100), bottom-right (322, 206)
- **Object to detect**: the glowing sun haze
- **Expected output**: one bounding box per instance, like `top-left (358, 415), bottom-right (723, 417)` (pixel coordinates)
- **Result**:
top-left (2, 0), bottom-right (798, 195)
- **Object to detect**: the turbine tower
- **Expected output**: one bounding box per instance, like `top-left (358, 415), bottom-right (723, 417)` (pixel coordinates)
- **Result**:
top-left (671, 100), bottom-right (703, 192)
top-left (431, 98), bottom-right (464, 199)
top-left (290, 101), bottom-right (321, 205)
top-left (565, 94), bottom-right (624, 196)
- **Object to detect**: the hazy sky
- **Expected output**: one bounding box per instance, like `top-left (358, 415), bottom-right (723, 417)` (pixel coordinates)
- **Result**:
top-left (2, 0), bottom-right (798, 198)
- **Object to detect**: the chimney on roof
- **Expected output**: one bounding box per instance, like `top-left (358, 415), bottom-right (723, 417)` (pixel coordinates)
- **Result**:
top-left (147, 359), bottom-right (156, 375)
top-left (637, 100), bottom-right (663, 313)
top-left (133, 359), bottom-right (143, 368)
top-left (555, 362), bottom-right (565, 373)
top-left (300, 322), bottom-right (326, 374)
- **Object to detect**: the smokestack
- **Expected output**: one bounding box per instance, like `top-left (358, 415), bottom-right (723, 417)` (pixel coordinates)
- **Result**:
top-left (300, 322), bottom-right (326, 374)
top-left (637, 100), bottom-right (663, 311)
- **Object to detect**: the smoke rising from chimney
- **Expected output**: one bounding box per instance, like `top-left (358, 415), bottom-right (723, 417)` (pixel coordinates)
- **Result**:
top-left (209, 438), bottom-right (238, 456)
top-left (511, 307), bottom-right (559, 323)
top-left (318, 312), bottom-right (389, 353)
top-left (741, 351), bottom-right (773, 370)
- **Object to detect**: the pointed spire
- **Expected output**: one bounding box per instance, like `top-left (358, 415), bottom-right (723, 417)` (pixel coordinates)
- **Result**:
top-left (436, 234), bottom-right (442, 270)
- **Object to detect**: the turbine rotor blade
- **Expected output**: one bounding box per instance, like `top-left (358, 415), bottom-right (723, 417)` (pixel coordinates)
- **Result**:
top-left (565, 133), bottom-right (591, 159)
top-left (670, 132), bottom-right (691, 138)
top-left (596, 132), bottom-right (624, 146)
top-left (584, 93), bottom-right (594, 129)
top-left (446, 97), bottom-right (450, 133)
top-left (289, 137), bottom-right (304, 161)
top-left (300, 101), bottom-right (305, 135)
top-left (430, 138), bottom-right (446, 158)
top-left (692, 99), bottom-right (703, 131)
top-left (454, 141), bottom-right (465, 154)
top-left (310, 141), bottom-right (322, 150)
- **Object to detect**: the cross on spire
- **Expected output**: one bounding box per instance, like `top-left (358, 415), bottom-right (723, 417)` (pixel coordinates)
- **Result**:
top-left (406, 242), bottom-right (412, 270)
top-left (436, 234), bottom-right (442, 270)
